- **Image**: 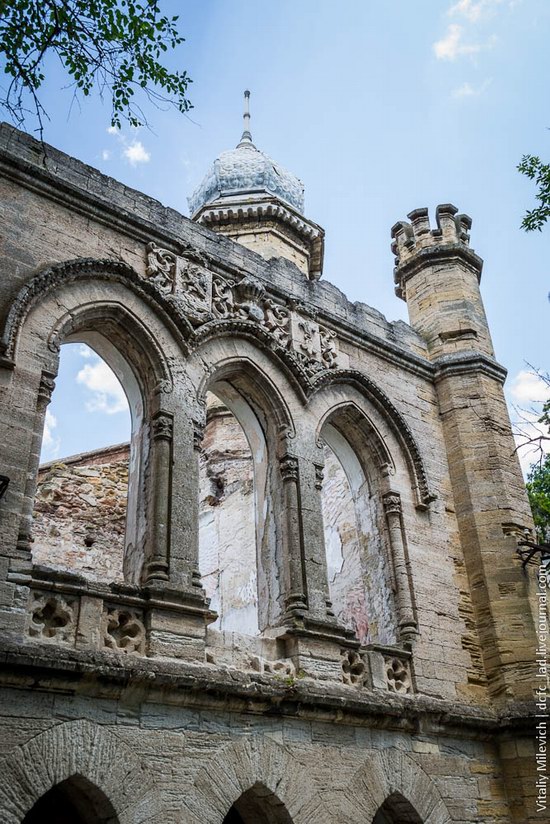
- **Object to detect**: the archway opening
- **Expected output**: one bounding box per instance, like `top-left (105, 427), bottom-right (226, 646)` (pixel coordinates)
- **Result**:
top-left (319, 415), bottom-right (398, 646)
top-left (199, 388), bottom-right (259, 634)
top-left (222, 783), bottom-right (293, 824)
top-left (32, 337), bottom-right (148, 585)
top-left (372, 792), bottom-right (424, 823)
top-left (22, 774), bottom-right (119, 824)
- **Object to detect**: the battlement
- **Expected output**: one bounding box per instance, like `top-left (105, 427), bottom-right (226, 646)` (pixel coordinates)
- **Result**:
top-left (391, 203), bottom-right (473, 270)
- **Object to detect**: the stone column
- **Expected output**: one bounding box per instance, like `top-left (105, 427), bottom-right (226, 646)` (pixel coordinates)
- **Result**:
top-left (142, 410), bottom-right (173, 583)
top-left (279, 454), bottom-right (308, 622)
top-left (16, 370), bottom-right (56, 564)
top-left (382, 491), bottom-right (418, 645)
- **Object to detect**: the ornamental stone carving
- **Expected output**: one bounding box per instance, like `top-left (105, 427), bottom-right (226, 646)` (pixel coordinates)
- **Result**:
top-left (279, 455), bottom-right (299, 483)
top-left (341, 649), bottom-right (366, 687)
top-left (28, 592), bottom-right (77, 644)
top-left (144, 243), bottom-right (344, 374)
top-left (384, 655), bottom-right (412, 694)
top-left (382, 493), bottom-right (402, 516)
top-left (102, 605), bottom-right (146, 655)
top-left (151, 411), bottom-right (173, 441)
top-left (146, 242), bottom-right (178, 293)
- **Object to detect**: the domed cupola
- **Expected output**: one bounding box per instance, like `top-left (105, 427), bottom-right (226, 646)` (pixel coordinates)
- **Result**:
top-left (188, 92), bottom-right (324, 281)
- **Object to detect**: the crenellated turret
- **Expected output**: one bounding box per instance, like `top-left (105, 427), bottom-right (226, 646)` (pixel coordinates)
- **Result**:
top-left (391, 204), bottom-right (493, 360)
top-left (390, 204), bottom-right (537, 706)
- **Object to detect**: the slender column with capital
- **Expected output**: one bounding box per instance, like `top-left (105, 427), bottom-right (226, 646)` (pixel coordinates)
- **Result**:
top-left (279, 454), bottom-right (308, 622)
top-left (382, 491), bottom-right (418, 645)
top-left (143, 410), bottom-right (173, 583)
top-left (16, 370), bottom-right (56, 561)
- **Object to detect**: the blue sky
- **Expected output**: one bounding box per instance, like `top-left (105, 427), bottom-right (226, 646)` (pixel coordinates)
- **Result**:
top-left (6, 1), bottom-right (547, 470)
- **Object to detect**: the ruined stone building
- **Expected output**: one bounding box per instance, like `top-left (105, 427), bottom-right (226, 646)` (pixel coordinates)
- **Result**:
top-left (0, 94), bottom-right (542, 823)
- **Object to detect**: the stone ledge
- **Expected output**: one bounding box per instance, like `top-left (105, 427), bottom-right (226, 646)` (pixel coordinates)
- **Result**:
top-left (0, 639), bottom-right (535, 738)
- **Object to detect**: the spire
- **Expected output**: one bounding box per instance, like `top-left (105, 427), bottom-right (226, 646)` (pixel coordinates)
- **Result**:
top-left (237, 90), bottom-right (256, 149)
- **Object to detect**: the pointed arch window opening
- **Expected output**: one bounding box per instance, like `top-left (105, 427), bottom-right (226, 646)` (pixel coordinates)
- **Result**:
top-left (31, 335), bottom-right (149, 586)
top-left (319, 420), bottom-right (400, 647)
top-left (199, 381), bottom-right (278, 636)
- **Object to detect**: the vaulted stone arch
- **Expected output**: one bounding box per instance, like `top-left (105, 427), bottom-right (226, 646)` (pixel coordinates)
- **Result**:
top-left (0, 719), bottom-right (160, 824)
top-left (347, 749), bottom-right (452, 824)
top-left (182, 737), bottom-right (319, 824)
top-left (223, 782), bottom-right (294, 824)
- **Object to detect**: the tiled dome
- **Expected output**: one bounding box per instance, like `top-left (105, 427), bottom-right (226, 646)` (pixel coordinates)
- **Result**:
top-left (188, 93), bottom-right (304, 216)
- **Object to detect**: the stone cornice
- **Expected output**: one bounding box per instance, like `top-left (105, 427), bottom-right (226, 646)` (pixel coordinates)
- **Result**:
top-left (0, 640), bottom-right (536, 739)
top-left (195, 196), bottom-right (325, 281)
top-left (433, 351), bottom-right (508, 384)
top-left (394, 244), bottom-right (483, 300)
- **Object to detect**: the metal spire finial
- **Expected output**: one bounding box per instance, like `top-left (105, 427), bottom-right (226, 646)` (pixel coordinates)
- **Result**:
top-left (237, 89), bottom-right (255, 148)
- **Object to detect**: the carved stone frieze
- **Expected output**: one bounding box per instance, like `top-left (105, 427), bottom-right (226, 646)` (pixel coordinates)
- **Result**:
top-left (143, 243), bottom-right (344, 376)
top-left (146, 242), bottom-right (178, 294)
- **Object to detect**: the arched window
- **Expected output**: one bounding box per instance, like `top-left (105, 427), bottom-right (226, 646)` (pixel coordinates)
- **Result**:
top-left (222, 784), bottom-right (293, 824)
top-left (22, 775), bottom-right (119, 824)
top-left (30, 323), bottom-right (153, 587)
top-left (319, 412), bottom-right (399, 646)
top-left (32, 342), bottom-right (131, 584)
top-left (198, 376), bottom-right (279, 635)
top-left (199, 389), bottom-right (258, 634)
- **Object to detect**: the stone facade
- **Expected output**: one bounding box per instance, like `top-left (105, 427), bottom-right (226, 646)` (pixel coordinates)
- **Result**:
top-left (0, 119), bottom-right (542, 823)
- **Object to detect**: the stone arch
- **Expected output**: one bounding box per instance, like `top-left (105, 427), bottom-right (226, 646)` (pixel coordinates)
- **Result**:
top-left (372, 791), bottom-right (424, 823)
top-left (6, 261), bottom-right (183, 586)
top-left (0, 719), bottom-right (159, 824)
top-left (335, 749), bottom-right (452, 824)
top-left (22, 774), bottom-right (120, 824)
top-left (192, 345), bottom-right (298, 441)
top-left (187, 338), bottom-right (304, 630)
top-left (310, 386), bottom-right (424, 644)
top-left (0, 257), bottom-right (192, 361)
top-left (182, 737), bottom-right (319, 824)
top-left (222, 782), bottom-right (294, 824)
top-left (310, 370), bottom-right (434, 509)
top-left (192, 318), bottom-right (312, 405)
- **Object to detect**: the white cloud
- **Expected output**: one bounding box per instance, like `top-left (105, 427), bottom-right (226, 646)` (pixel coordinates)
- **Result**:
top-left (123, 140), bottom-right (150, 166)
top-left (77, 361), bottom-right (128, 415)
top-left (102, 149), bottom-right (111, 161)
top-left (448, 0), bottom-right (502, 22)
top-left (78, 344), bottom-right (94, 359)
top-left (106, 125), bottom-right (119, 135)
top-left (508, 370), bottom-right (550, 476)
top-left (433, 23), bottom-right (493, 60)
top-left (42, 409), bottom-right (61, 458)
top-left (452, 78), bottom-right (492, 97)
top-left (509, 369), bottom-right (549, 405)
